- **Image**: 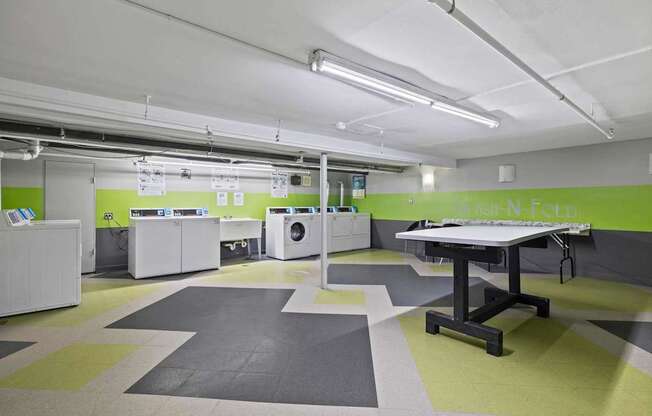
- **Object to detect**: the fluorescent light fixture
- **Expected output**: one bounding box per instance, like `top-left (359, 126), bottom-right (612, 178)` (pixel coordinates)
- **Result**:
top-left (310, 50), bottom-right (432, 105)
top-left (431, 101), bottom-right (500, 128)
top-left (309, 49), bottom-right (500, 128)
top-left (148, 160), bottom-right (310, 174)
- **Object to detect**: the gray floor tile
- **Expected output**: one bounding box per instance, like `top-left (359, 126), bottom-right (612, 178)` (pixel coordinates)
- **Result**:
top-left (242, 351), bottom-right (290, 374)
top-left (0, 340), bottom-right (35, 359)
top-left (329, 264), bottom-right (496, 307)
top-left (126, 367), bottom-right (194, 396)
top-left (173, 370), bottom-right (237, 398)
top-left (590, 320), bottom-right (652, 353)
top-left (111, 287), bottom-right (377, 407)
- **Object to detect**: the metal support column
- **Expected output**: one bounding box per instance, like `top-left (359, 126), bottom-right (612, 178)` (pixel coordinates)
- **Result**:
top-left (320, 153), bottom-right (328, 289)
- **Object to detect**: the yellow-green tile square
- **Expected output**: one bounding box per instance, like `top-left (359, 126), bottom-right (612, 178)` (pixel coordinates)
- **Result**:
top-left (7, 280), bottom-right (161, 327)
top-left (429, 263), bottom-right (453, 274)
top-left (315, 289), bottom-right (366, 305)
top-left (0, 343), bottom-right (138, 390)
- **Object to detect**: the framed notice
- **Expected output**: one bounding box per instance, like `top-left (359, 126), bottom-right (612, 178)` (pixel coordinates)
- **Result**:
top-left (271, 172), bottom-right (289, 198)
top-left (211, 168), bottom-right (239, 191)
top-left (233, 192), bottom-right (244, 206)
top-left (216, 192), bottom-right (228, 206)
top-left (352, 175), bottom-right (366, 199)
top-left (136, 162), bottom-right (166, 196)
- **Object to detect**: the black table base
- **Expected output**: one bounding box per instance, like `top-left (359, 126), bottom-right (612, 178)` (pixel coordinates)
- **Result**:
top-left (424, 243), bottom-right (551, 356)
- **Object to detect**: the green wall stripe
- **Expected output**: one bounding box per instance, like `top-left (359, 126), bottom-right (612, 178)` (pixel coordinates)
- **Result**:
top-left (356, 185), bottom-right (652, 232)
top-left (1, 187), bottom-right (353, 228)
top-left (13, 182), bottom-right (649, 231)
top-left (1, 187), bottom-right (44, 219)
top-left (96, 189), bottom-right (351, 228)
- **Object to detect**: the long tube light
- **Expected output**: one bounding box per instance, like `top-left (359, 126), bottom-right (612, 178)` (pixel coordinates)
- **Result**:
top-left (309, 49), bottom-right (500, 128)
top-left (431, 102), bottom-right (500, 128)
top-left (139, 160), bottom-right (310, 174)
top-left (428, 0), bottom-right (614, 139)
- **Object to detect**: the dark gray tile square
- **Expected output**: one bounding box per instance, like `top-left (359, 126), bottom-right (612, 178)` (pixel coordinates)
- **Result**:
top-left (173, 370), bottom-right (237, 398)
top-left (590, 320), bottom-right (652, 354)
top-left (125, 367), bottom-right (193, 395)
top-left (223, 372), bottom-right (280, 403)
top-left (113, 287), bottom-right (377, 407)
top-left (329, 264), bottom-right (496, 307)
top-left (0, 341), bottom-right (35, 359)
top-left (242, 351), bottom-right (289, 374)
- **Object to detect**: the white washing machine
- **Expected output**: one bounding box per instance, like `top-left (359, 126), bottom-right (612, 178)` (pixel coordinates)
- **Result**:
top-left (294, 207), bottom-right (320, 256)
top-left (265, 207), bottom-right (318, 260)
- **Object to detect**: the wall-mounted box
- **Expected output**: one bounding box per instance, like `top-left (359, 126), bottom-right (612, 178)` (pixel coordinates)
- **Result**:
top-left (499, 164), bottom-right (516, 183)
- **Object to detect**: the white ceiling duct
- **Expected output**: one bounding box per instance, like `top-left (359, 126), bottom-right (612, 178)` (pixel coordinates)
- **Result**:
top-left (0, 140), bottom-right (41, 160)
top-left (428, 0), bottom-right (615, 140)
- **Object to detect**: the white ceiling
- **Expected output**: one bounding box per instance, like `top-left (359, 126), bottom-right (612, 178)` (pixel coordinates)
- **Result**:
top-left (0, 0), bottom-right (650, 160)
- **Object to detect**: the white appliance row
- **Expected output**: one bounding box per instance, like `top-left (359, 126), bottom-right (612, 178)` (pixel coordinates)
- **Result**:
top-left (0, 208), bottom-right (81, 317)
top-left (265, 206), bottom-right (370, 260)
top-left (128, 208), bottom-right (220, 279)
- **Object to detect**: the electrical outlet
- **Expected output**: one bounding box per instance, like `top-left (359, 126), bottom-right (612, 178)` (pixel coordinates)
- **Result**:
top-left (103, 212), bottom-right (114, 221)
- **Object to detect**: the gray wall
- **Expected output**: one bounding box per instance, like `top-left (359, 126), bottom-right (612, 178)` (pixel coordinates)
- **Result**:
top-left (367, 137), bottom-right (652, 194)
top-left (366, 138), bottom-right (652, 286)
top-left (370, 219), bottom-right (652, 286)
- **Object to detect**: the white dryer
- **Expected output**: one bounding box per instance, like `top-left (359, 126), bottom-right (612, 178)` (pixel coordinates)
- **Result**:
top-left (265, 207), bottom-right (318, 260)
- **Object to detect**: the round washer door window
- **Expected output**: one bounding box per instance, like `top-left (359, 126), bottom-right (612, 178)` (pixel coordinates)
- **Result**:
top-left (289, 222), bottom-right (306, 242)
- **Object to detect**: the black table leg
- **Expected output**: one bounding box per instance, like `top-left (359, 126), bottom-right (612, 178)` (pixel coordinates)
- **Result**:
top-left (425, 257), bottom-right (504, 356)
top-left (424, 244), bottom-right (551, 356)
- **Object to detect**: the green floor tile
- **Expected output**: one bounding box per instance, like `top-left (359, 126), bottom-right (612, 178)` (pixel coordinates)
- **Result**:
top-left (429, 263), bottom-right (453, 274)
top-left (315, 289), bottom-right (366, 305)
top-left (521, 275), bottom-right (652, 312)
top-left (201, 260), bottom-right (312, 284)
top-left (400, 314), bottom-right (652, 416)
top-left (6, 280), bottom-right (162, 327)
top-left (0, 343), bottom-right (138, 390)
top-left (329, 249), bottom-right (406, 264)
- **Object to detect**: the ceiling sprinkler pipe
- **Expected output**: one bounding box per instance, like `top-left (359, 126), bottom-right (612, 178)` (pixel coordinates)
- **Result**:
top-left (0, 139), bottom-right (41, 160)
top-left (428, 0), bottom-right (615, 140)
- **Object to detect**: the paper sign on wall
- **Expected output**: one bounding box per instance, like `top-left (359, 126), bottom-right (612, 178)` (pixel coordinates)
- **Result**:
top-left (352, 175), bottom-right (366, 199)
top-left (211, 168), bottom-right (239, 191)
top-left (233, 192), bottom-right (244, 206)
top-left (271, 172), bottom-right (288, 198)
top-left (216, 192), bottom-right (228, 206)
top-left (136, 162), bottom-right (166, 196)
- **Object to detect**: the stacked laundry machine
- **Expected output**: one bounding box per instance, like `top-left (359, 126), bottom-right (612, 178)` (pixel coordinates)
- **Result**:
top-left (128, 207), bottom-right (220, 278)
top-left (329, 206), bottom-right (371, 252)
top-left (265, 205), bottom-right (370, 260)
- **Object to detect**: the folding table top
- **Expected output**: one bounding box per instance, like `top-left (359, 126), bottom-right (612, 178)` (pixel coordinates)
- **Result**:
top-left (396, 225), bottom-right (568, 247)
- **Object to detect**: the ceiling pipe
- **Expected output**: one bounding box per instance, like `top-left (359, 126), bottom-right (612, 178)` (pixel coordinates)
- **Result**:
top-left (0, 139), bottom-right (41, 160)
top-left (1, 133), bottom-right (394, 174)
top-left (428, 0), bottom-right (616, 140)
top-left (0, 126), bottom-right (404, 173)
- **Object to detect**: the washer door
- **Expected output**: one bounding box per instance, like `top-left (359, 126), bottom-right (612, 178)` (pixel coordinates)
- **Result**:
top-left (288, 221), bottom-right (307, 243)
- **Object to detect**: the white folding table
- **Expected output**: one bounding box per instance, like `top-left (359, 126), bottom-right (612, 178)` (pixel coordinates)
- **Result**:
top-left (396, 225), bottom-right (568, 356)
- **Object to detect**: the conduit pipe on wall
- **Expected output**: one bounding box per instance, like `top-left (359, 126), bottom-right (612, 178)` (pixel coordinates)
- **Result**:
top-left (428, 0), bottom-right (616, 140)
top-left (0, 140), bottom-right (41, 160)
top-left (338, 181), bottom-right (344, 206)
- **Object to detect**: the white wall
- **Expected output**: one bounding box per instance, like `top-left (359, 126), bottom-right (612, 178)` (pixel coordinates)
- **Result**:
top-left (367, 137), bottom-right (652, 194)
top-left (1, 153), bottom-right (352, 195)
